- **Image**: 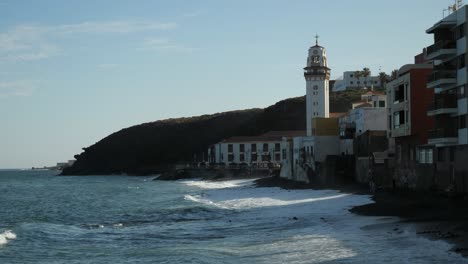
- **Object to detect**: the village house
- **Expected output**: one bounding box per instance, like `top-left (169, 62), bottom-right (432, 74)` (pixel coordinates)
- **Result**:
top-left (338, 105), bottom-right (388, 155)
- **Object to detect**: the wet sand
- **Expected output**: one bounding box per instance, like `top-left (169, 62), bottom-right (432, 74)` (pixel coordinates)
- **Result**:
top-left (255, 176), bottom-right (468, 258)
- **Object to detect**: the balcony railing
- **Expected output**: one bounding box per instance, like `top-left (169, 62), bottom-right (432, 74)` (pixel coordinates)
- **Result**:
top-left (426, 40), bottom-right (456, 56)
top-left (428, 94), bottom-right (457, 111)
top-left (304, 67), bottom-right (330, 76)
top-left (427, 70), bottom-right (456, 83)
top-left (428, 128), bottom-right (457, 139)
top-left (433, 63), bottom-right (457, 71)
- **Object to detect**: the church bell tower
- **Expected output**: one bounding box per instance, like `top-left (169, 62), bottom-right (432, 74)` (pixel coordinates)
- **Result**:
top-left (304, 34), bottom-right (331, 136)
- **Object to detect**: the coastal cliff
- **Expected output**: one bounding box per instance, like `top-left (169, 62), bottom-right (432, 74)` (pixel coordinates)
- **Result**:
top-left (62, 90), bottom-right (366, 175)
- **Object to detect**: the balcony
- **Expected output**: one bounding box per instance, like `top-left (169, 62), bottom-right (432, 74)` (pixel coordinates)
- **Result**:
top-left (304, 67), bottom-right (330, 77)
top-left (427, 95), bottom-right (458, 116)
top-left (427, 70), bottom-right (457, 89)
top-left (428, 128), bottom-right (458, 146)
top-left (426, 40), bottom-right (456, 61)
top-left (426, 19), bottom-right (457, 34)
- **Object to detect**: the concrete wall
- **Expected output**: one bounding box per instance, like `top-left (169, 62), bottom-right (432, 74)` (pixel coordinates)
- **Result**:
top-left (355, 157), bottom-right (394, 188)
top-left (314, 136), bottom-right (340, 162)
top-left (340, 139), bottom-right (354, 155)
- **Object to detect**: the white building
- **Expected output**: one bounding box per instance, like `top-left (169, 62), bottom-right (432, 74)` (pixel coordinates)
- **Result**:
top-left (351, 91), bottom-right (387, 109)
top-left (208, 131), bottom-right (305, 168)
top-left (333, 71), bottom-right (382, 92)
top-left (338, 107), bottom-right (388, 155)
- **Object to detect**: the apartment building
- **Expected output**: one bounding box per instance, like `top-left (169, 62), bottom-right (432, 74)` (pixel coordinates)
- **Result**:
top-left (387, 63), bottom-right (434, 189)
top-left (425, 5), bottom-right (468, 192)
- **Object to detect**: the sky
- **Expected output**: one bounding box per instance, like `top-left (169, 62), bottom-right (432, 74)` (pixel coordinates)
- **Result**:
top-left (0, 0), bottom-right (454, 168)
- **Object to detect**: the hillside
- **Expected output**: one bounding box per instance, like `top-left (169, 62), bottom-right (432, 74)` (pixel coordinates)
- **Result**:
top-left (62, 90), bottom-right (368, 175)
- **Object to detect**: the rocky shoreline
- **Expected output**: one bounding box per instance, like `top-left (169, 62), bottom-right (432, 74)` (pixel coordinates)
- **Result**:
top-left (254, 176), bottom-right (468, 258)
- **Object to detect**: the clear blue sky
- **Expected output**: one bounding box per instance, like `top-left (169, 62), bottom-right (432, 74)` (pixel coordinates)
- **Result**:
top-left (0, 0), bottom-right (451, 168)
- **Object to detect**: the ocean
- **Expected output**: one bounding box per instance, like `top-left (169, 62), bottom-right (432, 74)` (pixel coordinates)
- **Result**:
top-left (0, 170), bottom-right (465, 263)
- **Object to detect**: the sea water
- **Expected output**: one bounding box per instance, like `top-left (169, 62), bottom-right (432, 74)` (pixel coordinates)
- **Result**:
top-left (0, 170), bottom-right (466, 263)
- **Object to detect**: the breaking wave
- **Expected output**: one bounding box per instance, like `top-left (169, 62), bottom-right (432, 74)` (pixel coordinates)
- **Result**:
top-left (0, 230), bottom-right (17, 246)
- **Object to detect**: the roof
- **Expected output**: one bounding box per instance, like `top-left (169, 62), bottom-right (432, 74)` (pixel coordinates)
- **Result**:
top-left (329, 112), bottom-right (347, 118)
top-left (353, 102), bottom-right (373, 109)
top-left (221, 130), bottom-right (306, 143)
top-left (222, 136), bottom-right (283, 143)
top-left (363, 90), bottom-right (385, 96)
top-left (398, 64), bottom-right (432, 76)
top-left (261, 130), bottom-right (307, 137)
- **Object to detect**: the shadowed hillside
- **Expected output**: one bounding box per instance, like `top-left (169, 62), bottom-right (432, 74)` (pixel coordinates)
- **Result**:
top-left (62, 90), bottom-right (368, 175)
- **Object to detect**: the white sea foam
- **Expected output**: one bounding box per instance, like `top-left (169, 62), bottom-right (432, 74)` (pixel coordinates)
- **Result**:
top-left (182, 179), bottom-right (465, 263)
top-left (182, 179), bottom-right (256, 190)
top-left (0, 230), bottom-right (17, 246)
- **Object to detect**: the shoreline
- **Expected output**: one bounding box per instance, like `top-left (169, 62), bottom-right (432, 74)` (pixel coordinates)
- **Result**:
top-left (254, 176), bottom-right (468, 258)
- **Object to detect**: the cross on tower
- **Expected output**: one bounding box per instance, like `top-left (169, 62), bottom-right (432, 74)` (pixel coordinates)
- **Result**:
top-left (315, 34), bottom-right (319, 46)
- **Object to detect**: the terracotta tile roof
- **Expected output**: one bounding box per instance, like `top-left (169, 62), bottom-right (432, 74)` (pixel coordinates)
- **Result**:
top-left (363, 90), bottom-right (385, 95)
top-left (354, 103), bottom-right (373, 109)
top-left (221, 135), bottom-right (283, 143)
top-left (221, 130), bottom-right (306, 143)
top-left (261, 130), bottom-right (307, 137)
top-left (329, 112), bottom-right (347, 118)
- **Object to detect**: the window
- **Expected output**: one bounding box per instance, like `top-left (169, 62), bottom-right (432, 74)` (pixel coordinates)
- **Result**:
top-left (239, 144), bottom-right (245, 152)
top-left (313, 85), bottom-right (318, 90)
top-left (262, 154), bottom-right (270, 162)
top-left (460, 115), bottom-right (467, 129)
top-left (282, 149), bottom-right (286, 160)
top-left (419, 149), bottom-right (426, 163)
top-left (240, 153), bottom-right (245, 162)
top-left (228, 144), bottom-right (233, 152)
top-left (458, 85), bottom-right (466, 99)
top-left (427, 149), bottom-right (433, 164)
top-left (263, 143), bottom-right (268, 152)
top-left (251, 153), bottom-right (257, 161)
top-left (251, 144), bottom-right (257, 152)
top-left (312, 56), bottom-right (320, 63)
top-left (275, 153), bottom-right (281, 161)
top-left (456, 23), bottom-right (466, 39)
top-left (393, 111), bottom-right (405, 128)
top-left (275, 143), bottom-right (280, 152)
top-left (228, 154), bottom-right (234, 162)
top-left (379, 100), bottom-right (385, 107)
top-left (350, 74), bottom-right (354, 78)
top-left (350, 81), bottom-right (354, 84)
top-left (450, 147), bottom-right (455, 162)
top-left (458, 54), bottom-right (466, 69)
top-left (419, 148), bottom-right (433, 164)
top-left (394, 84), bottom-right (405, 103)
top-left (437, 148), bottom-right (445, 162)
